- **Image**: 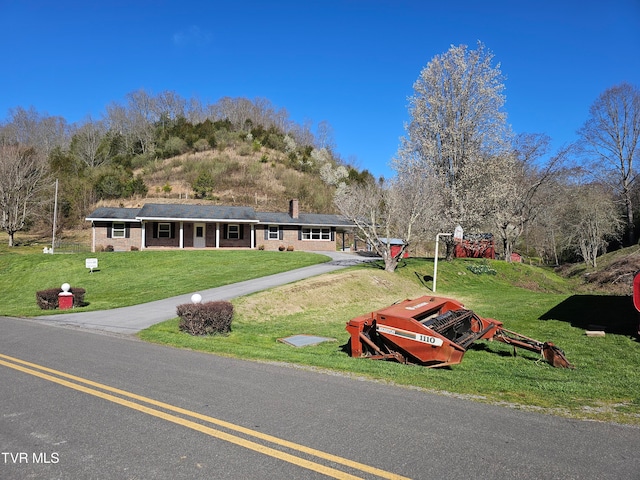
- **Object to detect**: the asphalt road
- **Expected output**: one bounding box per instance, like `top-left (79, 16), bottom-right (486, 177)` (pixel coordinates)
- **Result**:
top-left (2, 316), bottom-right (639, 480)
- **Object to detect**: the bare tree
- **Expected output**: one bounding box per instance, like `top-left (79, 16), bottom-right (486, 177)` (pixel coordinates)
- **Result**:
top-left (125, 89), bottom-right (158, 154)
top-left (521, 172), bottom-right (571, 265)
top-left (185, 96), bottom-right (207, 124)
top-left (335, 159), bottom-right (440, 272)
top-left (70, 116), bottom-right (108, 168)
top-left (1, 106), bottom-right (69, 156)
top-left (152, 90), bottom-right (186, 125)
top-left (562, 181), bottom-right (624, 267)
top-left (577, 82), bottom-right (640, 245)
top-left (485, 134), bottom-right (567, 261)
top-left (103, 89), bottom-right (165, 156)
top-left (402, 42), bottom-right (510, 257)
top-left (104, 102), bottom-right (134, 154)
top-left (315, 120), bottom-right (336, 151)
top-left (0, 144), bottom-right (50, 246)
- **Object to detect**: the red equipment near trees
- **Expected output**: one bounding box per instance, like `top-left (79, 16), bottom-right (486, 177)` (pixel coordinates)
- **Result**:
top-left (453, 233), bottom-right (495, 259)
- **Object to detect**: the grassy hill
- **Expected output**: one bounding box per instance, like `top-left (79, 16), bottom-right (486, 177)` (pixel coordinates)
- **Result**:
top-left (557, 244), bottom-right (640, 295)
top-left (120, 146), bottom-right (339, 214)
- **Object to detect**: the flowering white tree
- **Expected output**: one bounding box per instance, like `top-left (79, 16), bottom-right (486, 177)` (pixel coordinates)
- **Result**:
top-left (400, 42), bottom-right (510, 258)
top-left (283, 135), bottom-right (297, 153)
top-left (320, 162), bottom-right (348, 186)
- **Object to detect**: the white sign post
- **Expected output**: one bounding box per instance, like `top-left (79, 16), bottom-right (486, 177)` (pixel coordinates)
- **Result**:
top-left (85, 258), bottom-right (98, 273)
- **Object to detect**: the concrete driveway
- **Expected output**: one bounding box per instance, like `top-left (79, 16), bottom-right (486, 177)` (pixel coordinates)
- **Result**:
top-left (33, 251), bottom-right (377, 334)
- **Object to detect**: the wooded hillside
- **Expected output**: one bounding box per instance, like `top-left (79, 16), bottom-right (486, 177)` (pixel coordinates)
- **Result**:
top-left (0, 93), bottom-right (374, 242)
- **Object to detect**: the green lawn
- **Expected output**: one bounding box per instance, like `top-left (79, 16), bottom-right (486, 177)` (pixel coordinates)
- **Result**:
top-left (2, 243), bottom-right (639, 425)
top-left (0, 248), bottom-right (328, 317)
top-left (140, 257), bottom-right (640, 425)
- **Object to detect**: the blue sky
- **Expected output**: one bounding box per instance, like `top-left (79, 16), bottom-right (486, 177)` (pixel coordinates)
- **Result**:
top-left (1, 0), bottom-right (638, 178)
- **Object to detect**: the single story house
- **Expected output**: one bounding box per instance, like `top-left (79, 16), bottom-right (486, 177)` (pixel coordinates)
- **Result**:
top-left (85, 199), bottom-right (355, 253)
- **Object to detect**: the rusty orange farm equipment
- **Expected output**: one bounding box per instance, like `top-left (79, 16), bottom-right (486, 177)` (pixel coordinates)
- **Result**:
top-left (346, 296), bottom-right (573, 368)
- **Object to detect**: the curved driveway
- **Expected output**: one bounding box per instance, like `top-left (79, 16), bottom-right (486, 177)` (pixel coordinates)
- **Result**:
top-left (33, 251), bottom-right (374, 334)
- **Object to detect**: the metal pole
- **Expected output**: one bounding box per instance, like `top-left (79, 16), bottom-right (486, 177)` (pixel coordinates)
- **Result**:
top-left (433, 233), bottom-right (451, 292)
top-left (51, 178), bottom-right (58, 254)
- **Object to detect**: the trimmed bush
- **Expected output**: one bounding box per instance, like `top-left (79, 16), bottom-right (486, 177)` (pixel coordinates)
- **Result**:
top-left (466, 261), bottom-right (497, 275)
top-left (36, 287), bottom-right (86, 310)
top-left (177, 301), bottom-right (234, 336)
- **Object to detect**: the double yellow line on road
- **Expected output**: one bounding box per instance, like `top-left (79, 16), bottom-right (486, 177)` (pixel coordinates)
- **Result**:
top-left (0, 353), bottom-right (410, 480)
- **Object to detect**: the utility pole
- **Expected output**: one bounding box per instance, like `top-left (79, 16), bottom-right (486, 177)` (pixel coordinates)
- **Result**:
top-left (51, 178), bottom-right (58, 254)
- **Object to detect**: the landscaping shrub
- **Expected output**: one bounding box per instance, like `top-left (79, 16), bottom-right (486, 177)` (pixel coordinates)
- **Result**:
top-left (36, 287), bottom-right (86, 310)
top-left (177, 301), bottom-right (234, 336)
top-left (466, 261), bottom-right (497, 275)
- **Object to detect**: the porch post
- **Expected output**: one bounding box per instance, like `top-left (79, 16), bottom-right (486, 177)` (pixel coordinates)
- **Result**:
top-left (179, 222), bottom-right (184, 248)
top-left (141, 222), bottom-right (146, 250)
top-left (216, 222), bottom-right (220, 248)
top-left (251, 224), bottom-right (255, 249)
top-left (91, 222), bottom-right (96, 253)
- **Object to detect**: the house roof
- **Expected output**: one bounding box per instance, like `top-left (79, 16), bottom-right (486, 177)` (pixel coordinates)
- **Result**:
top-left (136, 203), bottom-right (259, 222)
top-left (378, 237), bottom-right (406, 245)
top-left (85, 207), bottom-right (140, 222)
top-left (256, 212), bottom-right (353, 227)
top-left (86, 203), bottom-right (354, 228)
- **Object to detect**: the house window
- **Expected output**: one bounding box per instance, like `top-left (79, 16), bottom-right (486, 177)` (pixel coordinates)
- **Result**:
top-left (268, 225), bottom-right (279, 240)
top-left (112, 223), bottom-right (126, 238)
top-left (158, 223), bottom-right (171, 238)
top-left (302, 227), bottom-right (331, 240)
top-left (227, 224), bottom-right (240, 239)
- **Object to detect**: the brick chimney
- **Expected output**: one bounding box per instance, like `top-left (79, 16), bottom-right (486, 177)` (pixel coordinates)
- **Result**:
top-left (289, 199), bottom-right (299, 219)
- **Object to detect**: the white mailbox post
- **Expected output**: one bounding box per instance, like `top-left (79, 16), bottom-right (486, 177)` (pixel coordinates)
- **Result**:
top-left (433, 233), bottom-right (451, 293)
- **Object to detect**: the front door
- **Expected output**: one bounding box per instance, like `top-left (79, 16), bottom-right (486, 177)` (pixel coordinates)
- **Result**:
top-left (194, 223), bottom-right (206, 248)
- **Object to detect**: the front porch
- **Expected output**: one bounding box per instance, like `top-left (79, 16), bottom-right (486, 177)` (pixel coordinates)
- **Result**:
top-left (143, 221), bottom-right (256, 249)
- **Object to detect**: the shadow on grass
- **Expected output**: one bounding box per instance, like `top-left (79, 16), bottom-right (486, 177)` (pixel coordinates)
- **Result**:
top-left (357, 256), bottom-right (414, 271)
top-left (469, 342), bottom-right (539, 361)
top-left (539, 294), bottom-right (639, 339)
top-left (414, 271), bottom-right (433, 288)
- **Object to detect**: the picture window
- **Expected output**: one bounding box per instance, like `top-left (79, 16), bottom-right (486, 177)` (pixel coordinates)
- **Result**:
top-left (302, 227), bottom-right (330, 240)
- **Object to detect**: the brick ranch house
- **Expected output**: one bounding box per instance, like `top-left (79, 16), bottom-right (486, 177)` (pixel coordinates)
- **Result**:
top-left (85, 199), bottom-right (355, 253)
